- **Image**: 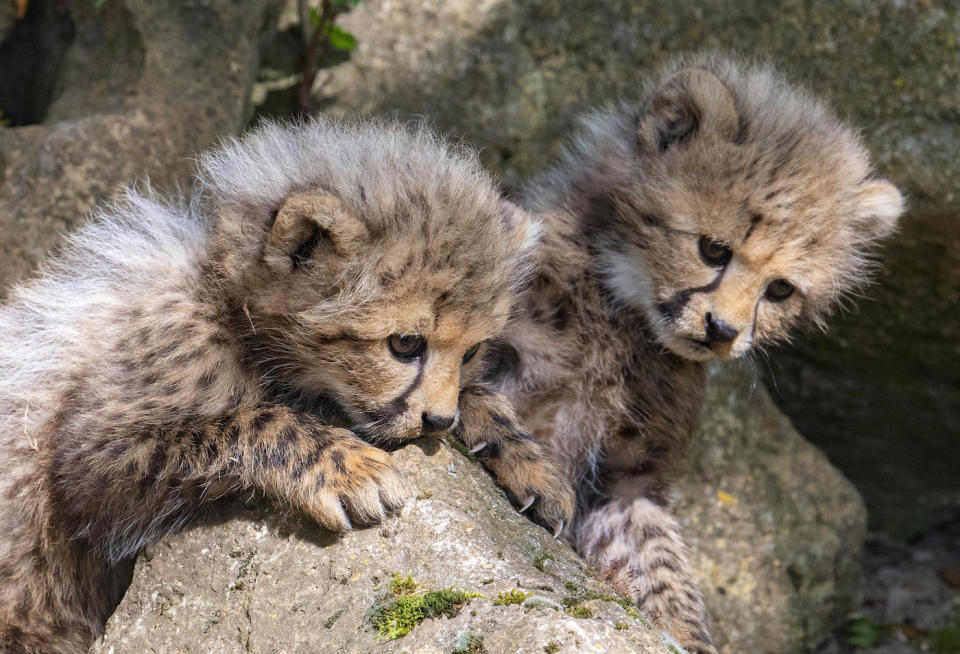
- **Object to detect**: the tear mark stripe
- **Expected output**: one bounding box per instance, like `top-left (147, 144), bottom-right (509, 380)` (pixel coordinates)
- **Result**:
top-left (362, 355), bottom-right (426, 425)
top-left (657, 267), bottom-right (727, 320)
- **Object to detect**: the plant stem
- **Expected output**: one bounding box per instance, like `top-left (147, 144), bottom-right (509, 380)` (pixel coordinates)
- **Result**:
top-left (296, 0), bottom-right (336, 115)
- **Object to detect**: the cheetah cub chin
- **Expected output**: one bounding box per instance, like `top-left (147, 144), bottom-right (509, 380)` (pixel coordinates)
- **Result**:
top-left (489, 54), bottom-right (904, 653)
top-left (0, 119), bottom-right (573, 654)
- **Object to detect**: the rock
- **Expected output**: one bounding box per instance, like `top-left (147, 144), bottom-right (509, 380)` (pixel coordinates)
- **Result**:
top-left (0, 0), bottom-right (284, 294)
top-left (814, 517), bottom-right (960, 654)
top-left (0, 0), bottom-right (17, 47)
top-left (313, 0), bottom-right (960, 537)
top-left (676, 365), bottom-right (866, 653)
top-left (91, 440), bottom-right (673, 654)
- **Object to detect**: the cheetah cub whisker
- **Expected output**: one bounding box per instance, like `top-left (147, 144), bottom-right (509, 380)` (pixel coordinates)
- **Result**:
top-left (0, 119), bottom-right (574, 654)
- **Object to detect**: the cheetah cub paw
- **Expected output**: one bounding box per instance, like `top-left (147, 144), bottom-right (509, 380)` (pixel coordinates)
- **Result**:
top-left (455, 385), bottom-right (575, 534)
top-left (294, 429), bottom-right (408, 531)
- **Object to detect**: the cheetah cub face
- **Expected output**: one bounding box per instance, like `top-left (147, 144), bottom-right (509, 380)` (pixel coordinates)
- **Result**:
top-left (206, 123), bottom-right (537, 442)
top-left (600, 65), bottom-right (904, 361)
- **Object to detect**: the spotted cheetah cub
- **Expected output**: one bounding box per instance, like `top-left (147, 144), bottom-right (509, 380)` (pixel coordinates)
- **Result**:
top-left (487, 54), bottom-right (904, 652)
top-left (0, 119), bottom-right (573, 654)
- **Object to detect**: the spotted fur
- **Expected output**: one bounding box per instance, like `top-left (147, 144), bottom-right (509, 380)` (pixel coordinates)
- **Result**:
top-left (491, 54), bottom-right (904, 652)
top-left (0, 119), bottom-right (573, 653)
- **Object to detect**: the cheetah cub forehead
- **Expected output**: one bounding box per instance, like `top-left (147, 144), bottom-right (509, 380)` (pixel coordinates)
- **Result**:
top-left (201, 119), bottom-right (538, 442)
top-left (593, 55), bottom-right (904, 360)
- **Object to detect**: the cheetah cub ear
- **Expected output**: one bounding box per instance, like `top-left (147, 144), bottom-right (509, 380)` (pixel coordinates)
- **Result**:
top-left (639, 67), bottom-right (740, 153)
top-left (853, 179), bottom-right (904, 242)
top-left (263, 192), bottom-right (369, 274)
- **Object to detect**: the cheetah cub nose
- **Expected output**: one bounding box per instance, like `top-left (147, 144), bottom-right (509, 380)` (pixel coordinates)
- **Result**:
top-left (421, 413), bottom-right (455, 433)
top-left (704, 312), bottom-right (739, 344)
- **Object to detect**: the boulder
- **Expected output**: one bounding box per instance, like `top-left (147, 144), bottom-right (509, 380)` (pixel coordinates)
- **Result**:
top-left (0, 0), bottom-right (284, 294)
top-left (314, 0), bottom-right (960, 537)
top-left (91, 441), bottom-right (673, 654)
top-left (676, 366), bottom-right (866, 653)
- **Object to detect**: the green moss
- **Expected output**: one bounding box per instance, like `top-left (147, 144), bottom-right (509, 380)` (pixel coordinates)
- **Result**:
top-left (452, 632), bottom-right (485, 654)
top-left (932, 624), bottom-right (960, 654)
top-left (629, 608), bottom-right (647, 625)
top-left (533, 552), bottom-right (555, 571)
top-left (493, 589), bottom-right (530, 606)
top-left (666, 645), bottom-right (682, 654)
top-left (416, 491), bottom-right (434, 500)
top-left (543, 641), bottom-right (561, 654)
top-left (323, 608), bottom-right (344, 629)
top-left (560, 587), bottom-right (634, 613)
top-left (565, 604), bottom-right (593, 619)
top-left (480, 578), bottom-right (495, 585)
top-left (522, 597), bottom-right (561, 611)
top-left (372, 588), bottom-right (481, 641)
top-left (389, 573), bottom-right (417, 595)
top-left (446, 437), bottom-right (477, 462)
top-left (614, 621), bottom-right (628, 631)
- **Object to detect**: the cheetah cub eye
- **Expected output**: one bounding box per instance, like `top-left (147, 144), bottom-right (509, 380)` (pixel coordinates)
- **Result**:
top-left (388, 334), bottom-right (426, 360)
top-left (764, 279), bottom-right (796, 302)
top-left (698, 235), bottom-right (732, 267)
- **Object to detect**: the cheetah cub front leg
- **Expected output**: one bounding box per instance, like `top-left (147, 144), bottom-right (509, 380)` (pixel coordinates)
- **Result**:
top-left (454, 384), bottom-right (575, 533)
top-left (185, 405), bottom-right (407, 530)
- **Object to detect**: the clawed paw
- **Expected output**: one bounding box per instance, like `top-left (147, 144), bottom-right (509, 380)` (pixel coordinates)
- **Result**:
top-left (302, 433), bottom-right (408, 531)
top-left (503, 465), bottom-right (576, 537)
top-left (455, 386), bottom-right (576, 535)
top-left (459, 428), bottom-right (575, 535)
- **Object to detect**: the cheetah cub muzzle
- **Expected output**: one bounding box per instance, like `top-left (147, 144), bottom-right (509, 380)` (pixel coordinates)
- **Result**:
top-left (489, 54), bottom-right (904, 654)
top-left (0, 119), bottom-right (573, 654)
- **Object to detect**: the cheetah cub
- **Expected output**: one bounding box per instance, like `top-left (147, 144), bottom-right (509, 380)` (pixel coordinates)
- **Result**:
top-left (487, 54), bottom-right (904, 653)
top-left (0, 119), bottom-right (573, 654)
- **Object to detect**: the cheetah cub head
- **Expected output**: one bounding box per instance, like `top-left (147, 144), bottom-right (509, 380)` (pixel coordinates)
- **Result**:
top-left (202, 120), bottom-right (538, 442)
top-left (595, 56), bottom-right (904, 360)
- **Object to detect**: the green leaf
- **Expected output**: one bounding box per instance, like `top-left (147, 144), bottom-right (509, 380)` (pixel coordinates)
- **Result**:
top-left (846, 618), bottom-right (880, 648)
top-left (326, 25), bottom-right (357, 51)
top-left (332, 0), bottom-right (363, 6)
top-left (95, 0), bottom-right (108, 6)
top-left (308, 6), bottom-right (322, 30)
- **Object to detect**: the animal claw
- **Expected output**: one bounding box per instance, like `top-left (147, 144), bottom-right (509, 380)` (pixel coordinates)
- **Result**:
top-left (469, 441), bottom-right (488, 454)
top-left (553, 520), bottom-right (564, 539)
top-left (518, 495), bottom-right (536, 513)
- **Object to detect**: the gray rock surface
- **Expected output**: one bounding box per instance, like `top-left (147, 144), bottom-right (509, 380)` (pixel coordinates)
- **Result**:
top-left (314, 0), bottom-right (960, 537)
top-left (91, 441), bottom-right (673, 654)
top-left (0, 0), bottom-right (14, 44)
top-left (817, 517), bottom-right (960, 654)
top-left (676, 365), bottom-right (866, 653)
top-left (0, 0), bottom-right (283, 295)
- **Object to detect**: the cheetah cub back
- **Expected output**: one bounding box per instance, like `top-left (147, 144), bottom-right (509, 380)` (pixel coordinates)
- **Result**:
top-left (0, 119), bottom-right (573, 654)
top-left (494, 54), bottom-right (904, 653)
